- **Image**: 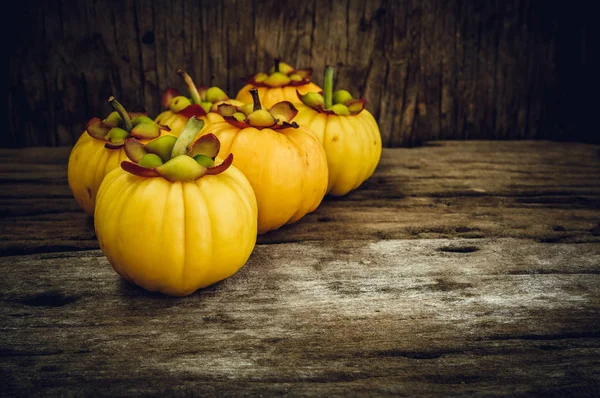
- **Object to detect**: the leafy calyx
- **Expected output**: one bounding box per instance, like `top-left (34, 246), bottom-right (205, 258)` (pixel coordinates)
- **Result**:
top-left (159, 69), bottom-right (236, 118)
top-left (86, 97), bottom-right (168, 149)
top-left (121, 117), bottom-right (233, 181)
top-left (244, 59), bottom-right (313, 88)
top-left (296, 65), bottom-right (366, 116)
top-left (218, 89), bottom-right (299, 130)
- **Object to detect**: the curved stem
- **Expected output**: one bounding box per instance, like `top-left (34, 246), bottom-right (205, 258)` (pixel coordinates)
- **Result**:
top-left (274, 58), bottom-right (280, 73)
top-left (108, 96), bottom-right (132, 131)
top-left (171, 117), bottom-right (205, 158)
top-left (250, 89), bottom-right (262, 112)
top-left (323, 65), bottom-right (334, 110)
top-left (177, 69), bottom-right (202, 104)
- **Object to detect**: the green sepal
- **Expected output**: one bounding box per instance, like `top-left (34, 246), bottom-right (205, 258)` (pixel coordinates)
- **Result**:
top-left (205, 87), bottom-right (228, 103)
top-left (106, 127), bottom-right (129, 143)
top-left (169, 96), bottom-right (193, 113)
top-left (138, 153), bottom-right (164, 168)
top-left (144, 135), bottom-right (178, 162)
top-left (102, 111), bottom-right (122, 128)
top-left (247, 109), bottom-right (276, 127)
top-left (156, 155), bottom-right (207, 182)
top-left (199, 101), bottom-right (213, 113)
top-left (300, 92), bottom-right (325, 108)
top-left (194, 154), bottom-right (215, 168)
top-left (333, 89), bottom-right (353, 105)
top-left (130, 123), bottom-right (161, 140)
top-left (132, 115), bottom-right (155, 126)
top-left (240, 103), bottom-right (256, 116)
top-left (254, 73), bottom-right (268, 83)
top-left (329, 103), bottom-right (350, 116)
top-left (263, 72), bottom-right (291, 87)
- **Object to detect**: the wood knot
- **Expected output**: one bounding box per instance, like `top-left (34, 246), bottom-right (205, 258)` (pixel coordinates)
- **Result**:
top-left (17, 292), bottom-right (78, 307)
top-left (438, 246), bottom-right (480, 253)
top-left (142, 31), bottom-right (155, 45)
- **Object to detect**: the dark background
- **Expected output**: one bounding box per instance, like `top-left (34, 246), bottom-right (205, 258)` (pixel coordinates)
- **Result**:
top-left (7, 0), bottom-right (593, 148)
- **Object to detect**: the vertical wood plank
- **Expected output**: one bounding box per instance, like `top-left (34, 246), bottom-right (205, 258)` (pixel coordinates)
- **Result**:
top-left (6, 0), bottom-right (574, 148)
top-left (439, 0), bottom-right (456, 139)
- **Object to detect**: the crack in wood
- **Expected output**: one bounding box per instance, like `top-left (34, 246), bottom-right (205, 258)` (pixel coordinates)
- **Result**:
top-left (438, 246), bottom-right (480, 253)
top-left (485, 332), bottom-right (600, 342)
top-left (14, 292), bottom-right (79, 308)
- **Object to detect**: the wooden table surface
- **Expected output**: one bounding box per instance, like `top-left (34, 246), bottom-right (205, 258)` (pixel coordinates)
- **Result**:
top-left (1, 141), bottom-right (599, 397)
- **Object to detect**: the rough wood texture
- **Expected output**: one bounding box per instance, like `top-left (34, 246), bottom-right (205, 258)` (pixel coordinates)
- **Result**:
top-left (1, 141), bottom-right (600, 395)
top-left (1, 239), bottom-right (600, 396)
top-left (8, 0), bottom-right (584, 148)
top-left (1, 141), bottom-right (599, 256)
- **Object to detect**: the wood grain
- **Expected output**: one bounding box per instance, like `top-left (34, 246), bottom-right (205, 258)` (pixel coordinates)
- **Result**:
top-left (7, 0), bottom-right (575, 148)
top-left (1, 239), bottom-right (599, 396)
top-left (1, 141), bottom-right (599, 395)
top-left (1, 141), bottom-right (599, 256)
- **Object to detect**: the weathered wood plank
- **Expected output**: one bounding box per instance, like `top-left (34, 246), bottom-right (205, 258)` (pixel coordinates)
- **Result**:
top-left (1, 141), bottom-right (599, 255)
top-left (1, 141), bottom-right (599, 395)
top-left (8, 0), bottom-right (576, 148)
top-left (1, 238), bottom-right (599, 396)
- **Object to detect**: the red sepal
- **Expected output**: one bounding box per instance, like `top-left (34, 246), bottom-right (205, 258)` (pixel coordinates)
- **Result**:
top-left (121, 161), bottom-right (160, 178)
top-left (127, 110), bottom-right (148, 119)
top-left (178, 104), bottom-right (207, 118)
top-left (206, 153), bottom-right (234, 175)
top-left (189, 133), bottom-right (221, 159)
top-left (104, 141), bottom-right (125, 149)
top-left (223, 116), bottom-right (252, 130)
top-left (161, 88), bottom-right (181, 109)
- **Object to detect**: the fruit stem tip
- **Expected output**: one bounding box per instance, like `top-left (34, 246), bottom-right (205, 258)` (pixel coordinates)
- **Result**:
top-left (108, 96), bottom-right (132, 131)
top-left (171, 116), bottom-right (205, 158)
top-left (324, 65), bottom-right (334, 109)
top-left (177, 68), bottom-right (202, 104)
top-left (250, 88), bottom-right (262, 112)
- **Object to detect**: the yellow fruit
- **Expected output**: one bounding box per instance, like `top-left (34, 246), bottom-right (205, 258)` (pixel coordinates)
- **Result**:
top-left (157, 70), bottom-right (242, 136)
top-left (154, 111), bottom-right (225, 137)
top-left (202, 122), bottom-right (328, 234)
top-left (68, 98), bottom-right (164, 215)
top-left (293, 103), bottom-right (382, 196)
top-left (95, 119), bottom-right (258, 296)
top-left (95, 162), bottom-right (257, 296)
top-left (68, 132), bottom-right (129, 215)
top-left (236, 82), bottom-right (322, 109)
top-left (236, 61), bottom-right (322, 108)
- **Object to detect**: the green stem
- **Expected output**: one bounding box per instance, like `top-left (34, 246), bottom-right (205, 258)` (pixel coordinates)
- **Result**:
top-left (108, 96), bottom-right (132, 131)
top-left (250, 89), bottom-right (262, 112)
top-left (177, 69), bottom-right (202, 104)
top-left (274, 58), bottom-right (280, 73)
top-left (323, 65), bottom-right (334, 109)
top-left (171, 117), bottom-right (205, 158)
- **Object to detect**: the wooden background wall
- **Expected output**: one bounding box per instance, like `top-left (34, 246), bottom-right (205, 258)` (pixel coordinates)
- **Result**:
top-left (7, 0), bottom-right (591, 148)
